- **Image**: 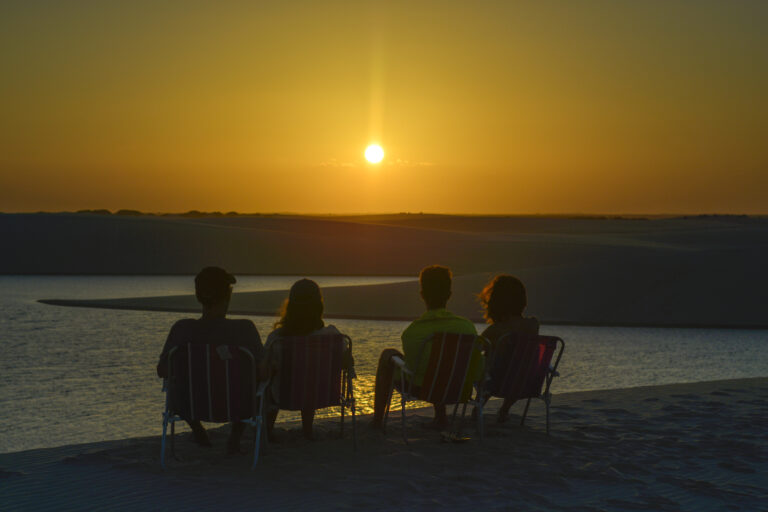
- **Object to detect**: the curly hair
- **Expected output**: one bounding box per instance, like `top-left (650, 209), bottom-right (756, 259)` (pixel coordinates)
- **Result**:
top-left (478, 274), bottom-right (527, 324)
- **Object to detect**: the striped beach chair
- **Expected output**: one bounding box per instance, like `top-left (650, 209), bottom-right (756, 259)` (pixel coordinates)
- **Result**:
top-left (161, 343), bottom-right (266, 469)
top-left (484, 333), bottom-right (564, 434)
top-left (274, 334), bottom-right (356, 449)
top-left (384, 332), bottom-right (488, 443)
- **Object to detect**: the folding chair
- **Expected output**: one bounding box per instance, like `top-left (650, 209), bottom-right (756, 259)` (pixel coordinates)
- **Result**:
top-left (383, 332), bottom-right (488, 443)
top-left (483, 333), bottom-right (564, 434)
top-left (161, 343), bottom-right (266, 469)
top-left (273, 334), bottom-right (357, 450)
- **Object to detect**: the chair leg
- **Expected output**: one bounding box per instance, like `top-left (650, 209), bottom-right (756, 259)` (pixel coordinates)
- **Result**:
top-left (521, 397), bottom-right (532, 426)
top-left (161, 414), bottom-right (168, 469)
top-left (383, 375), bottom-right (396, 435)
top-left (170, 421), bottom-right (176, 459)
top-left (545, 396), bottom-right (551, 435)
top-left (351, 398), bottom-right (357, 452)
top-left (477, 403), bottom-right (484, 441)
top-left (251, 416), bottom-right (262, 470)
top-left (401, 395), bottom-right (408, 445)
top-left (340, 402), bottom-right (345, 437)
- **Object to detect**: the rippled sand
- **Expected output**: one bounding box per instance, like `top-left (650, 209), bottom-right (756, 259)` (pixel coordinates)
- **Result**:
top-left (2, 377), bottom-right (766, 511)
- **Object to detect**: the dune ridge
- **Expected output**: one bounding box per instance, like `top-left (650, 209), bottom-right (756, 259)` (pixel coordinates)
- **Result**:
top-left (3, 213), bottom-right (766, 327)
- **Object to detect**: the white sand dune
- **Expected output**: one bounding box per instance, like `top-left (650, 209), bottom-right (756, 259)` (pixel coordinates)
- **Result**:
top-left (2, 377), bottom-right (766, 511)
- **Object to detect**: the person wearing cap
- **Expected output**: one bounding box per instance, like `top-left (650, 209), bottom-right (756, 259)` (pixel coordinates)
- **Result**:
top-left (156, 266), bottom-right (264, 453)
top-left (370, 265), bottom-right (480, 430)
top-left (263, 278), bottom-right (345, 440)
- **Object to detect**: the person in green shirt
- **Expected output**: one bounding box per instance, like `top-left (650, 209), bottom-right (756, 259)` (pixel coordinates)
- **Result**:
top-left (370, 265), bottom-right (480, 430)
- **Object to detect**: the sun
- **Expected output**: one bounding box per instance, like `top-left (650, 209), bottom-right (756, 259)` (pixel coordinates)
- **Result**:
top-left (364, 144), bottom-right (384, 164)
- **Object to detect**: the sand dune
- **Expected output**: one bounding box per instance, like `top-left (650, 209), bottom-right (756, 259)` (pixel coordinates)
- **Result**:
top-left (2, 377), bottom-right (766, 511)
top-left (5, 212), bottom-right (767, 326)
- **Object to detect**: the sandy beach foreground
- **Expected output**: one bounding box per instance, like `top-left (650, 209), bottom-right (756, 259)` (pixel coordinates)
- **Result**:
top-left (1, 378), bottom-right (766, 511)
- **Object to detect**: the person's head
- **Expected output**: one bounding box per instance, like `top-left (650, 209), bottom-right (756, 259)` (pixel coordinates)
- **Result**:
top-left (195, 266), bottom-right (236, 316)
top-left (274, 278), bottom-right (325, 335)
top-left (419, 265), bottom-right (452, 310)
top-left (478, 274), bottom-right (528, 324)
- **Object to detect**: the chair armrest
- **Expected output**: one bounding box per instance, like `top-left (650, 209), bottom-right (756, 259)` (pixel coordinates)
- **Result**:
top-left (390, 356), bottom-right (413, 375)
top-left (255, 380), bottom-right (269, 396)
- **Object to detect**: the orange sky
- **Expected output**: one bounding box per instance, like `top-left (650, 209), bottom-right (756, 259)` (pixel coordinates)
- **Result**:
top-left (1, 1), bottom-right (766, 214)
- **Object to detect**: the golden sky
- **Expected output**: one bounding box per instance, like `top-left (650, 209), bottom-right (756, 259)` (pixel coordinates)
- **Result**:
top-left (1, 1), bottom-right (766, 214)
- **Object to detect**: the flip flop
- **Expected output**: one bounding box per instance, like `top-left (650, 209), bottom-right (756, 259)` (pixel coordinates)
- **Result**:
top-left (440, 432), bottom-right (471, 443)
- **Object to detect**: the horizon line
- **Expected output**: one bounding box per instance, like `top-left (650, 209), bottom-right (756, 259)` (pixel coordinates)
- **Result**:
top-left (0, 210), bottom-right (766, 219)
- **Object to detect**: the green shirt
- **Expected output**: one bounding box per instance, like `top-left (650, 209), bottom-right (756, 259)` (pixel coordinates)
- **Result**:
top-left (401, 308), bottom-right (483, 391)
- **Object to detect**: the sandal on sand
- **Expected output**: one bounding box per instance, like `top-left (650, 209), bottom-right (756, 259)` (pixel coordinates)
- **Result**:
top-left (440, 432), bottom-right (471, 443)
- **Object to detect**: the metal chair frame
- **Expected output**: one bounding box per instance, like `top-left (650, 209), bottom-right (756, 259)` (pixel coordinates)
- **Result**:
top-left (161, 344), bottom-right (267, 469)
top-left (485, 333), bottom-right (565, 434)
top-left (271, 334), bottom-right (357, 451)
top-left (382, 332), bottom-right (489, 444)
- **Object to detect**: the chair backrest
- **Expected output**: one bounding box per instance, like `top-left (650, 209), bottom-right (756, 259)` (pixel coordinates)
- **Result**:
top-left (417, 332), bottom-right (482, 405)
top-left (277, 334), bottom-right (350, 411)
top-left (167, 343), bottom-right (256, 423)
top-left (486, 334), bottom-right (563, 401)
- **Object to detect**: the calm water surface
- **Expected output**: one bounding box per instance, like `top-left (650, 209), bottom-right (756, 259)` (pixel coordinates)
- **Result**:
top-left (1, 275), bottom-right (766, 454)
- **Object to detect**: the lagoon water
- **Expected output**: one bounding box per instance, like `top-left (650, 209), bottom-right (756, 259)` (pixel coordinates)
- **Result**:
top-left (1, 275), bottom-right (766, 454)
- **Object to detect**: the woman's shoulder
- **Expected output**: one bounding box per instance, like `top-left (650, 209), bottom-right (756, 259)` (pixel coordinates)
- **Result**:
top-left (265, 328), bottom-right (285, 346)
top-left (313, 324), bottom-right (341, 336)
top-left (484, 316), bottom-right (540, 340)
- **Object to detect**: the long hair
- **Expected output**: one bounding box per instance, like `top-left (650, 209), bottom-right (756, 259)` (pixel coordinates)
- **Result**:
top-left (478, 274), bottom-right (527, 324)
top-left (274, 279), bottom-right (325, 335)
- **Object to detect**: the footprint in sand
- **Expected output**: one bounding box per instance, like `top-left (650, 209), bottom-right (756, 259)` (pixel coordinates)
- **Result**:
top-left (597, 408), bottom-right (634, 415)
top-left (0, 469), bottom-right (26, 478)
top-left (718, 462), bottom-right (756, 474)
top-left (710, 391), bottom-right (731, 396)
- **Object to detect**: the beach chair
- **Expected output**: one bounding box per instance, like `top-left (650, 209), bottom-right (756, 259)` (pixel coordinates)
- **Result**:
top-left (272, 333), bottom-right (357, 449)
top-left (161, 343), bottom-right (266, 469)
top-left (383, 332), bottom-right (488, 443)
top-left (483, 333), bottom-right (564, 434)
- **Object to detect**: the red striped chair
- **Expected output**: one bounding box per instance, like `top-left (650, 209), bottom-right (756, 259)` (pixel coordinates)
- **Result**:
top-left (161, 343), bottom-right (266, 469)
top-left (383, 332), bottom-right (488, 443)
top-left (484, 333), bottom-right (564, 434)
top-left (274, 334), bottom-right (356, 449)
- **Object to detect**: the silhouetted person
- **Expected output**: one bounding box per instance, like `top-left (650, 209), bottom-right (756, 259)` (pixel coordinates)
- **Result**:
top-left (156, 266), bottom-right (263, 453)
top-left (264, 279), bottom-right (346, 440)
top-left (478, 274), bottom-right (539, 422)
top-left (370, 265), bottom-right (480, 430)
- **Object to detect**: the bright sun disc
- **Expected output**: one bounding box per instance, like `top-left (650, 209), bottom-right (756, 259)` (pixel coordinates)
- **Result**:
top-left (365, 144), bottom-right (384, 164)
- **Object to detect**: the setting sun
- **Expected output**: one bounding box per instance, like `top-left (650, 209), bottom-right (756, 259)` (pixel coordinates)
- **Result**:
top-left (364, 144), bottom-right (384, 164)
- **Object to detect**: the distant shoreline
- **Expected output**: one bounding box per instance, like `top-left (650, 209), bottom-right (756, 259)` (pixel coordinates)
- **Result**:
top-left (38, 298), bottom-right (768, 330)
